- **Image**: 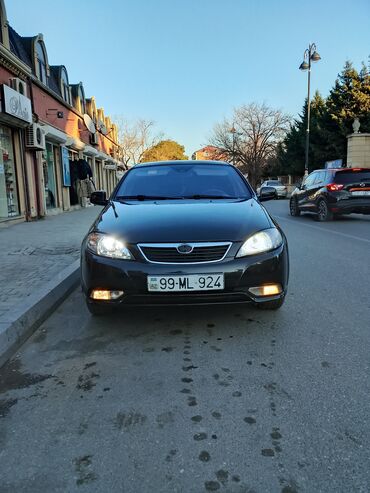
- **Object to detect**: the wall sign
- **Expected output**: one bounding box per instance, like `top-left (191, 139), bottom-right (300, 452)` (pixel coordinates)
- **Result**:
top-left (61, 146), bottom-right (71, 186)
top-left (1, 84), bottom-right (32, 124)
top-left (103, 163), bottom-right (117, 170)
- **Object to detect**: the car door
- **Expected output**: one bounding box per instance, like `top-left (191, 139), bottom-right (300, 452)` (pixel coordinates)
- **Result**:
top-left (297, 172), bottom-right (318, 209)
top-left (307, 170), bottom-right (326, 209)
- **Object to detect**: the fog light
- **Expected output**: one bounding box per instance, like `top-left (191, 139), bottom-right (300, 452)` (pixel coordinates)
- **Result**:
top-left (249, 284), bottom-right (282, 297)
top-left (91, 290), bottom-right (124, 300)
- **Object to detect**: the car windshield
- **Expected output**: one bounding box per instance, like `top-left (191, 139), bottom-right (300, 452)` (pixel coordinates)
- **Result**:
top-left (115, 164), bottom-right (252, 200)
top-left (267, 180), bottom-right (283, 186)
top-left (334, 170), bottom-right (370, 183)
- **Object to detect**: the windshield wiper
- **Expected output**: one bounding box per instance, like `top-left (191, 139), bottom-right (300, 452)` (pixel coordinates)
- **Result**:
top-left (182, 194), bottom-right (241, 199)
top-left (115, 195), bottom-right (179, 201)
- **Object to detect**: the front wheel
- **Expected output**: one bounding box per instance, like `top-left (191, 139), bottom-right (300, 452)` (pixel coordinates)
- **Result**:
top-left (290, 198), bottom-right (301, 216)
top-left (317, 199), bottom-right (333, 221)
top-left (257, 296), bottom-right (285, 310)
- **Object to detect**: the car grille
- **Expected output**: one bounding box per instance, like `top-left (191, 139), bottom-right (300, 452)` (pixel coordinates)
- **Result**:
top-left (138, 243), bottom-right (231, 264)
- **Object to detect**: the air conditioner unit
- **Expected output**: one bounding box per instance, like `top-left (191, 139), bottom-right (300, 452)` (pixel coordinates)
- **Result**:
top-left (9, 78), bottom-right (27, 97)
top-left (25, 124), bottom-right (46, 150)
top-left (90, 132), bottom-right (99, 145)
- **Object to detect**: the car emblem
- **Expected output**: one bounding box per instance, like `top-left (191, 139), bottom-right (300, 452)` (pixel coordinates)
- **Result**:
top-left (177, 244), bottom-right (193, 254)
top-left (360, 182), bottom-right (365, 187)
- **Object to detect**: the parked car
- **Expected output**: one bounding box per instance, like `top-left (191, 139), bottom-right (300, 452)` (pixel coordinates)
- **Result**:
top-left (81, 160), bottom-right (289, 315)
top-left (290, 167), bottom-right (370, 221)
top-left (257, 180), bottom-right (287, 198)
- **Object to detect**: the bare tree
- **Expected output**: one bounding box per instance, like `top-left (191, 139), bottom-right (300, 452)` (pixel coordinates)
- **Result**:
top-left (113, 117), bottom-right (164, 167)
top-left (209, 103), bottom-right (291, 189)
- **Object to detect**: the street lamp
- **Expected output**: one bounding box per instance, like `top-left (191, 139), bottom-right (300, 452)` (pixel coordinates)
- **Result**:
top-left (299, 43), bottom-right (321, 175)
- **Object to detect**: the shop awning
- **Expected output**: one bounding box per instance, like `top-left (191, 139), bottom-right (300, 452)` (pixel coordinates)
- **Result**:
top-left (84, 145), bottom-right (98, 156)
top-left (41, 125), bottom-right (68, 144)
top-left (66, 136), bottom-right (85, 151)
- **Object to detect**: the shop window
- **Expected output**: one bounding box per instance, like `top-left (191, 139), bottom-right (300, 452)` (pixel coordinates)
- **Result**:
top-left (36, 41), bottom-right (48, 84)
top-left (0, 126), bottom-right (20, 219)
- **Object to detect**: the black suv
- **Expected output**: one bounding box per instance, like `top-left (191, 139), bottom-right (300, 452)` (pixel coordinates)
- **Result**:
top-left (290, 168), bottom-right (370, 221)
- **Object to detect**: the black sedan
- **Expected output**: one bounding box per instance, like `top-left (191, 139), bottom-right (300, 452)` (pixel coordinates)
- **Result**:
top-left (81, 160), bottom-right (289, 315)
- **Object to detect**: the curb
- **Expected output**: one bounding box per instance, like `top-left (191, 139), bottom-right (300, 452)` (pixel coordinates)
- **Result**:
top-left (0, 259), bottom-right (80, 368)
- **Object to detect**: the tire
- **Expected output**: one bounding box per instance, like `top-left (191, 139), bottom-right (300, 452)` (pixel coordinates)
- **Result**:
top-left (86, 299), bottom-right (113, 316)
top-left (289, 198), bottom-right (301, 216)
top-left (257, 296), bottom-right (285, 310)
top-left (317, 199), bottom-right (333, 221)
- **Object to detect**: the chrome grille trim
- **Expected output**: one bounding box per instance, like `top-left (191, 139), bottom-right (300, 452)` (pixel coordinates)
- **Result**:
top-left (137, 242), bottom-right (232, 264)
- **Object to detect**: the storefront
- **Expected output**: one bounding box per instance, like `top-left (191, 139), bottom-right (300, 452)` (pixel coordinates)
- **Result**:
top-left (42, 125), bottom-right (69, 212)
top-left (83, 145), bottom-right (98, 191)
top-left (95, 158), bottom-right (104, 191)
top-left (104, 161), bottom-right (117, 195)
top-left (0, 124), bottom-right (19, 218)
top-left (42, 142), bottom-right (58, 210)
top-left (0, 83), bottom-right (32, 221)
top-left (65, 136), bottom-right (85, 207)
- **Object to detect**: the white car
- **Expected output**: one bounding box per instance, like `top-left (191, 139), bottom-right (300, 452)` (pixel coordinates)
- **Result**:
top-left (257, 180), bottom-right (287, 199)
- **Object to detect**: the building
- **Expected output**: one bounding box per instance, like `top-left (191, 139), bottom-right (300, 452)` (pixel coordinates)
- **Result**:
top-left (0, 0), bottom-right (124, 223)
top-left (192, 146), bottom-right (226, 161)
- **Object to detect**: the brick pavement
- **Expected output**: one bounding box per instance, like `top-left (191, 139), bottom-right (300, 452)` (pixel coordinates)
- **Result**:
top-left (0, 207), bottom-right (102, 317)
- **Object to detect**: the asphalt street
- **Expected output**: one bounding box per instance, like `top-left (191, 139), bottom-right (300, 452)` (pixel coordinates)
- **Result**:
top-left (1, 200), bottom-right (369, 493)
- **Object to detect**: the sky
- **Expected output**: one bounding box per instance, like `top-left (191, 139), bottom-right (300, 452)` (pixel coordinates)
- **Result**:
top-left (6, 0), bottom-right (370, 156)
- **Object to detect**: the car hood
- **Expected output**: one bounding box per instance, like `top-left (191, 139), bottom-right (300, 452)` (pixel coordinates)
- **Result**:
top-left (92, 199), bottom-right (273, 243)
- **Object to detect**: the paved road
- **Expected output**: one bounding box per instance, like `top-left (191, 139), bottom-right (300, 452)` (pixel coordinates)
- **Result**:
top-left (1, 200), bottom-right (369, 493)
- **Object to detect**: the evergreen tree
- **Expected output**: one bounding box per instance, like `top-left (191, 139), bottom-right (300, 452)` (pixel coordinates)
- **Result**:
top-left (325, 61), bottom-right (370, 162)
top-left (277, 91), bottom-right (328, 175)
top-left (278, 60), bottom-right (370, 175)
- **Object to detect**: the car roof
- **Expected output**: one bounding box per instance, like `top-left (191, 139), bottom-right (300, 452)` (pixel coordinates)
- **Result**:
top-left (312, 167), bottom-right (368, 173)
top-left (132, 160), bottom-right (231, 168)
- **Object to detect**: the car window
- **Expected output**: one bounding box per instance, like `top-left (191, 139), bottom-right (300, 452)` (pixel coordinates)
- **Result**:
top-left (267, 180), bottom-right (282, 186)
top-left (313, 171), bottom-right (326, 184)
top-left (334, 170), bottom-right (370, 183)
top-left (115, 164), bottom-right (252, 199)
top-left (303, 172), bottom-right (317, 187)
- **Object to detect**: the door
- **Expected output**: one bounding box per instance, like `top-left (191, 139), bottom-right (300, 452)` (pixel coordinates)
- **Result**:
top-left (297, 172), bottom-right (318, 209)
top-left (43, 143), bottom-right (58, 210)
top-left (307, 170), bottom-right (326, 209)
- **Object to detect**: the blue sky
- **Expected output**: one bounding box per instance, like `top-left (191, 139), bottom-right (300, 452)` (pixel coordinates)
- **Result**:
top-left (6, 0), bottom-right (370, 156)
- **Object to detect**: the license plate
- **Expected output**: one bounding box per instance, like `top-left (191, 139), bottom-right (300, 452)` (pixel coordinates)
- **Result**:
top-left (351, 191), bottom-right (370, 196)
top-left (147, 274), bottom-right (224, 292)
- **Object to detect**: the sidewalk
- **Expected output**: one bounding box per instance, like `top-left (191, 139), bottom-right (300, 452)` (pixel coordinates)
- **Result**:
top-left (0, 207), bottom-right (101, 318)
top-left (0, 206), bottom-right (102, 365)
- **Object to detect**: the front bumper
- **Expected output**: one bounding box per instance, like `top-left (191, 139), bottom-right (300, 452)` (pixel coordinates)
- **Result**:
top-left (81, 241), bottom-right (289, 307)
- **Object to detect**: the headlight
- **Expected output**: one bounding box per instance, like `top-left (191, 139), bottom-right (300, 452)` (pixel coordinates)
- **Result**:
top-left (87, 233), bottom-right (133, 260)
top-left (236, 228), bottom-right (282, 257)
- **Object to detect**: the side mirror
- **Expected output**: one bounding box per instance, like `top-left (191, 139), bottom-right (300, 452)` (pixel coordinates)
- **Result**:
top-left (90, 190), bottom-right (108, 206)
top-left (258, 186), bottom-right (277, 202)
